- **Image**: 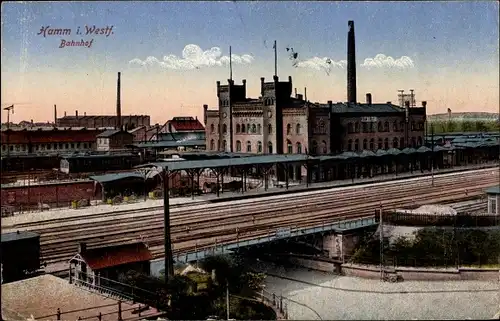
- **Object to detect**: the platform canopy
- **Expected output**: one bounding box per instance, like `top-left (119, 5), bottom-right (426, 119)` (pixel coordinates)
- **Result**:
top-left (135, 154), bottom-right (314, 172)
top-left (89, 172), bottom-right (146, 184)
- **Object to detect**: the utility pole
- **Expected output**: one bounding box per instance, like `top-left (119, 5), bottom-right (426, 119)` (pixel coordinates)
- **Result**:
top-left (3, 105), bottom-right (14, 157)
top-left (226, 279), bottom-right (230, 320)
top-left (162, 167), bottom-right (174, 283)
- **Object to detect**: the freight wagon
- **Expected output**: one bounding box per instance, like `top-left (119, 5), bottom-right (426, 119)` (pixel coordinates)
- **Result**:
top-left (1, 231), bottom-right (41, 283)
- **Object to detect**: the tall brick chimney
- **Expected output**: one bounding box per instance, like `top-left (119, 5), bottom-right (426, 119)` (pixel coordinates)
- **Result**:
top-left (116, 72), bottom-right (122, 130)
top-left (347, 20), bottom-right (357, 104)
top-left (54, 105), bottom-right (57, 126)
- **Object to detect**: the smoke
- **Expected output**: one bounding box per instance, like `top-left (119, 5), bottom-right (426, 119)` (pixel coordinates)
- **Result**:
top-left (129, 44), bottom-right (254, 70)
top-left (360, 54), bottom-right (415, 69)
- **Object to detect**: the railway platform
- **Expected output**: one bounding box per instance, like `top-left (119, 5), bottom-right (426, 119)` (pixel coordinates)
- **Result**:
top-left (2, 162), bottom-right (497, 227)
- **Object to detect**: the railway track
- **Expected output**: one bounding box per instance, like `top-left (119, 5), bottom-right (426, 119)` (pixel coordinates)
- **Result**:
top-left (12, 168), bottom-right (496, 266)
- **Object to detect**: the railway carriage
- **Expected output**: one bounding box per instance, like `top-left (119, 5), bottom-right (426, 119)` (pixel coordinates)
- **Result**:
top-left (60, 154), bottom-right (141, 174)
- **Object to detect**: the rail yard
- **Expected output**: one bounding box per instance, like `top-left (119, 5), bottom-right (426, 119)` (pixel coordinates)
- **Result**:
top-left (2, 167), bottom-right (498, 270)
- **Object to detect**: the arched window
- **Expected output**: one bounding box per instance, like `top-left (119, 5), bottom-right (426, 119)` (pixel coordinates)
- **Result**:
top-left (268, 124), bottom-right (272, 134)
top-left (236, 140), bottom-right (242, 152)
top-left (354, 139), bottom-right (359, 151)
top-left (362, 123), bottom-right (369, 133)
top-left (347, 139), bottom-right (353, 151)
top-left (257, 141), bottom-right (262, 153)
top-left (222, 124), bottom-right (227, 134)
top-left (318, 121), bottom-right (326, 134)
top-left (287, 140), bottom-right (293, 153)
top-left (354, 122), bottom-right (360, 133)
top-left (347, 122), bottom-right (354, 134)
top-left (252, 124), bottom-right (256, 133)
top-left (411, 137), bottom-right (416, 147)
top-left (321, 140), bottom-right (327, 154)
top-left (296, 124), bottom-right (301, 135)
top-left (210, 124), bottom-right (215, 134)
top-left (411, 121), bottom-right (416, 131)
top-left (236, 124), bottom-right (240, 133)
top-left (363, 139), bottom-right (368, 150)
top-left (393, 121), bottom-right (398, 132)
top-left (210, 139), bottom-right (215, 150)
top-left (384, 138), bottom-right (389, 149)
top-left (369, 138), bottom-right (375, 150)
top-left (217, 124), bottom-right (220, 134)
top-left (241, 124), bottom-right (246, 133)
top-left (247, 124), bottom-right (251, 133)
top-left (384, 121), bottom-right (389, 132)
top-left (246, 141), bottom-right (252, 152)
top-left (417, 136), bottom-right (423, 147)
top-left (393, 137), bottom-right (399, 148)
top-left (217, 140), bottom-right (220, 150)
top-left (268, 141), bottom-right (273, 154)
top-left (223, 140), bottom-right (227, 150)
top-left (287, 124), bottom-right (292, 135)
top-left (378, 138), bottom-right (383, 150)
top-left (257, 124), bottom-right (262, 134)
top-left (296, 142), bottom-right (302, 154)
top-left (311, 141), bottom-right (318, 154)
top-left (400, 137), bottom-right (405, 148)
top-left (399, 121), bottom-right (404, 132)
top-left (378, 122), bottom-right (383, 132)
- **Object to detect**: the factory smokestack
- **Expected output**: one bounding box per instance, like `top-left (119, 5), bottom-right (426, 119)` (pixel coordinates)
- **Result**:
top-left (54, 104), bottom-right (57, 126)
top-left (347, 20), bottom-right (357, 104)
top-left (116, 72), bottom-right (122, 130)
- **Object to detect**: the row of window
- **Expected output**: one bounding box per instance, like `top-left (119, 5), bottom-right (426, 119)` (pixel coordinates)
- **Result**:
top-left (1, 142), bottom-right (92, 152)
top-left (210, 123), bottom-right (303, 136)
top-left (346, 121), bottom-right (424, 134)
top-left (346, 136), bottom-right (423, 152)
top-left (210, 139), bottom-right (278, 154)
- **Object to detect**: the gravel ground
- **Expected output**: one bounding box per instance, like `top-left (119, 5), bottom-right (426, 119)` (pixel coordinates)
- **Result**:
top-left (251, 261), bottom-right (500, 320)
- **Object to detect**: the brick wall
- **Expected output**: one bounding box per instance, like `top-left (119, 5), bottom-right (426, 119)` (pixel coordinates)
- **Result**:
top-left (1, 181), bottom-right (99, 209)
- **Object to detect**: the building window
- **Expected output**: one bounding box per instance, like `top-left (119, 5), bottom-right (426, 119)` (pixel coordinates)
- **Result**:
top-left (393, 138), bottom-right (399, 148)
top-left (354, 139), bottom-right (359, 151)
top-left (217, 140), bottom-right (220, 150)
top-left (362, 123), bottom-right (368, 133)
top-left (252, 124), bottom-right (257, 133)
top-left (21, 145), bottom-right (26, 151)
top-left (217, 124), bottom-right (220, 134)
top-left (311, 141), bottom-right (318, 154)
top-left (411, 121), bottom-right (416, 131)
top-left (322, 140), bottom-right (327, 154)
top-left (246, 124), bottom-right (251, 133)
top-left (417, 136), bottom-right (423, 147)
top-left (393, 121), bottom-right (398, 132)
top-left (287, 140), bottom-right (292, 153)
top-left (378, 122), bottom-right (383, 132)
top-left (257, 141), bottom-right (262, 153)
top-left (223, 140), bottom-right (227, 150)
top-left (347, 139), bottom-right (353, 151)
top-left (411, 137), bottom-right (416, 147)
top-left (223, 124), bottom-right (228, 134)
top-left (370, 123), bottom-right (375, 133)
top-left (268, 141), bottom-right (273, 154)
top-left (317, 121), bottom-right (326, 134)
top-left (362, 139), bottom-right (368, 150)
top-left (400, 137), bottom-right (405, 148)
top-left (369, 138), bottom-right (375, 150)
top-left (210, 139), bottom-right (215, 150)
top-left (297, 142), bottom-right (302, 154)
top-left (65, 143), bottom-right (69, 149)
top-left (257, 124), bottom-right (262, 134)
top-left (236, 124), bottom-right (240, 133)
top-left (47, 144), bottom-right (51, 150)
top-left (347, 122), bottom-right (354, 134)
top-left (296, 124), bottom-right (301, 135)
top-left (83, 143), bottom-right (88, 149)
top-left (399, 121), bottom-right (404, 132)
top-left (287, 124), bottom-right (292, 135)
top-left (53, 144), bottom-right (58, 150)
top-left (241, 124), bottom-right (246, 133)
top-left (246, 141), bottom-right (251, 152)
top-left (384, 138), bottom-right (389, 149)
top-left (268, 124), bottom-right (272, 134)
top-left (378, 138), bottom-right (383, 150)
top-left (59, 143), bottom-right (63, 149)
top-left (1, 145), bottom-right (5, 151)
top-left (71, 143), bottom-right (75, 149)
top-left (76, 143), bottom-right (81, 148)
top-left (236, 140), bottom-right (242, 152)
top-left (489, 197), bottom-right (497, 214)
top-left (384, 122), bottom-right (389, 132)
top-left (354, 122), bottom-right (360, 133)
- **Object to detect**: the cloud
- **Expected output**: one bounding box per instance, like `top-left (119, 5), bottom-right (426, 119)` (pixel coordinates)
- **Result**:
top-left (360, 54), bottom-right (415, 69)
top-left (129, 44), bottom-right (254, 70)
top-left (293, 57), bottom-right (347, 75)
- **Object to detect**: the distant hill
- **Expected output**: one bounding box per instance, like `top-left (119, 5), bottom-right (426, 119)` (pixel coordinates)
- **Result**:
top-left (429, 112), bottom-right (499, 122)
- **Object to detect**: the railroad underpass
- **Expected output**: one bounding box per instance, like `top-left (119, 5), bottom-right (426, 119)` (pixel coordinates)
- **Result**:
top-left (152, 217), bottom-right (377, 275)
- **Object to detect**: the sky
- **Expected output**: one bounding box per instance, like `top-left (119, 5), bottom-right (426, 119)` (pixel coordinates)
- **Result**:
top-left (1, 1), bottom-right (499, 124)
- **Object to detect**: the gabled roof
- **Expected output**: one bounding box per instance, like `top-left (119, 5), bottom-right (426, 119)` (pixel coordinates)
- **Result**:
top-left (168, 117), bottom-right (205, 131)
top-left (74, 243), bottom-right (152, 270)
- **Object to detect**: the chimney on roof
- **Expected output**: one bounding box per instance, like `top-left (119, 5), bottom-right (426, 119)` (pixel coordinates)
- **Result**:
top-left (54, 104), bottom-right (57, 125)
top-left (405, 101), bottom-right (410, 108)
top-left (203, 104), bottom-right (208, 125)
top-left (422, 101), bottom-right (427, 108)
top-left (387, 101), bottom-right (391, 105)
top-left (116, 72), bottom-right (122, 130)
top-left (294, 88), bottom-right (297, 97)
top-left (304, 87), bottom-right (307, 102)
top-left (78, 242), bottom-right (87, 253)
top-left (84, 112), bottom-right (86, 116)
top-left (366, 93), bottom-right (372, 105)
top-left (297, 94), bottom-right (303, 101)
top-left (347, 20), bottom-right (357, 104)
top-left (75, 110), bottom-right (78, 119)
top-left (64, 111), bottom-right (67, 117)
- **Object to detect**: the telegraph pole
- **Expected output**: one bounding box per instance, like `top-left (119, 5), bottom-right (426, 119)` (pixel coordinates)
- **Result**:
top-left (162, 166), bottom-right (174, 283)
top-left (3, 105), bottom-right (14, 157)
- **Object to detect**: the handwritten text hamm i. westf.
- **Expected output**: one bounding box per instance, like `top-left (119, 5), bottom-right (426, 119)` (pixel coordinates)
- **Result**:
top-left (37, 25), bottom-right (114, 37)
